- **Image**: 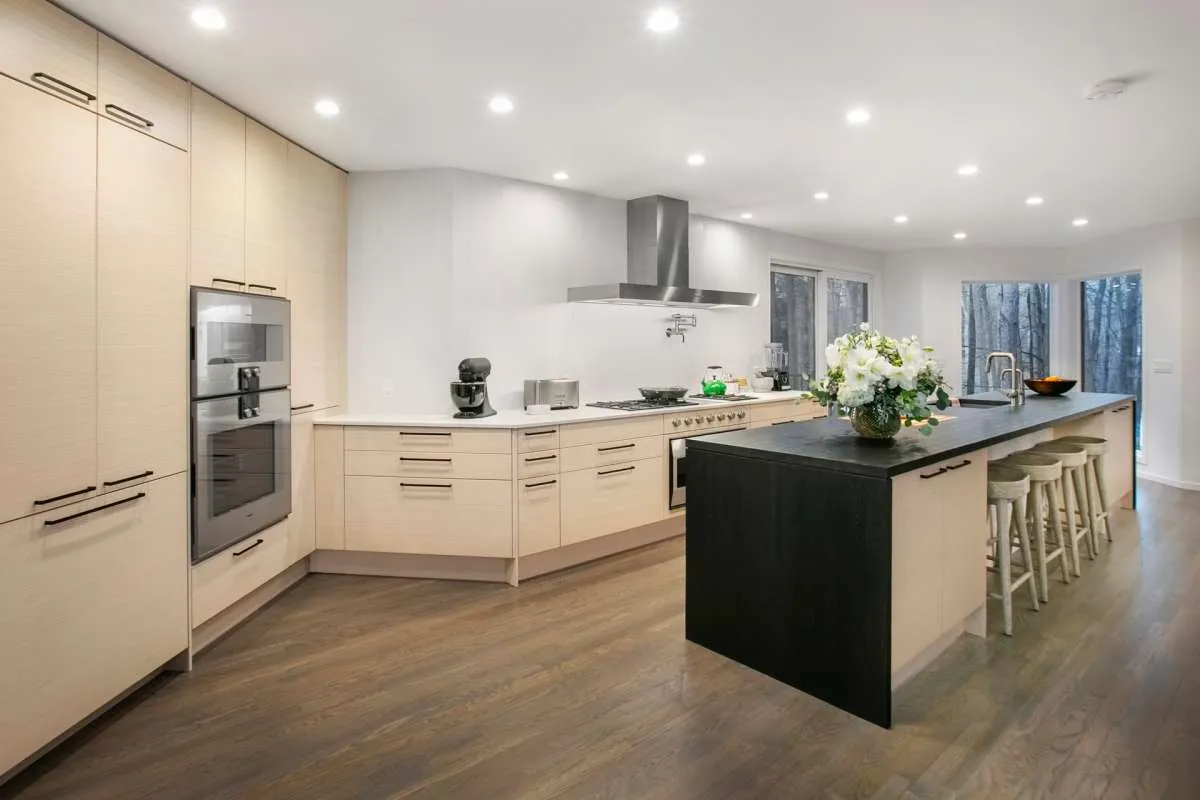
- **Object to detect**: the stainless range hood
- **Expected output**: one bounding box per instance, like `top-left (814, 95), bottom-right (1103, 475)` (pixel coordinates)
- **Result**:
top-left (567, 195), bottom-right (759, 308)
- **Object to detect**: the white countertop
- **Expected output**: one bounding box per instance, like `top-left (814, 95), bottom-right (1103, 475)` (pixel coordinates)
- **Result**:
top-left (315, 391), bottom-right (816, 429)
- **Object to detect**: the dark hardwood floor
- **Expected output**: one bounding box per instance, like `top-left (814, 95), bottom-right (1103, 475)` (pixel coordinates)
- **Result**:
top-left (4, 481), bottom-right (1198, 800)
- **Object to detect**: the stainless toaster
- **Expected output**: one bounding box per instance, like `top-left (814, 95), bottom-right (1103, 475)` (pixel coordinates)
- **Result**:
top-left (523, 379), bottom-right (580, 410)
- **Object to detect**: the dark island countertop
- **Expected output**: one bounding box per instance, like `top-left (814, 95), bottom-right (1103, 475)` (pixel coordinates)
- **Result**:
top-left (689, 392), bottom-right (1134, 478)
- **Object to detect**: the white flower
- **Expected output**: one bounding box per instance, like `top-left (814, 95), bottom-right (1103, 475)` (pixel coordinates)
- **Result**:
top-left (824, 343), bottom-right (843, 370)
top-left (859, 322), bottom-right (871, 332)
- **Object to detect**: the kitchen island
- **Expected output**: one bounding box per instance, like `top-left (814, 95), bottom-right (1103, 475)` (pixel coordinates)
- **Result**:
top-left (684, 392), bottom-right (1136, 727)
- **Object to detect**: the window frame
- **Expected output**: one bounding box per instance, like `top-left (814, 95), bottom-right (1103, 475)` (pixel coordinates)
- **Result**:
top-left (769, 261), bottom-right (876, 381)
top-left (959, 280), bottom-right (1053, 396)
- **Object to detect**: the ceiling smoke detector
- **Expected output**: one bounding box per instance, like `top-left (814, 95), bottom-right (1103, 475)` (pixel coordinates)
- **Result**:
top-left (1084, 80), bottom-right (1127, 101)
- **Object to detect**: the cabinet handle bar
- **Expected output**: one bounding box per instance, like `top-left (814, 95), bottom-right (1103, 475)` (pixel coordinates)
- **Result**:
top-left (102, 470), bottom-right (154, 487)
top-left (598, 443), bottom-right (636, 452)
top-left (232, 538), bottom-right (264, 557)
top-left (104, 103), bottom-right (154, 128)
top-left (525, 479), bottom-right (558, 489)
top-left (30, 72), bottom-right (95, 103)
top-left (44, 492), bottom-right (145, 526)
top-left (34, 485), bottom-right (96, 506)
top-left (598, 466), bottom-right (636, 476)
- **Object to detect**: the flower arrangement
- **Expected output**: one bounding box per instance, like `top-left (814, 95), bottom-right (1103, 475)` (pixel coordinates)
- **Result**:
top-left (809, 324), bottom-right (951, 438)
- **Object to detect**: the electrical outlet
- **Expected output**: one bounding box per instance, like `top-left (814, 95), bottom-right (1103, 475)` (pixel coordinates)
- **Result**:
top-left (382, 379), bottom-right (396, 398)
top-left (1152, 359), bottom-right (1174, 375)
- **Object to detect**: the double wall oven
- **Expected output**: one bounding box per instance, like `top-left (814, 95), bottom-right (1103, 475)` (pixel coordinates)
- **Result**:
top-left (190, 287), bottom-right (292, 563)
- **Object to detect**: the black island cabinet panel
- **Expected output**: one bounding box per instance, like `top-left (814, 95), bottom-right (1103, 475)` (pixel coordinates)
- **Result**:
top-left (685, 448), bottom-right (894, 727)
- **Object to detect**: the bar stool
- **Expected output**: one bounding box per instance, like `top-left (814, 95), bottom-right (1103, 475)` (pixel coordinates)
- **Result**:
top-left (1057, 435), bottom-right (1112, 550)
top-left (1002, 451), bottom-right (1071, 602)
top-left (1031, 440), bottom-right (1094, 576)
top-left (987, 463), bottom-right (1038, 636)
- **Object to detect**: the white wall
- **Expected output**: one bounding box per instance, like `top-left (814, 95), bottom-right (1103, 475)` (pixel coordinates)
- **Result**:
top-left (883, 221), bottom-right (1198, 488)
top-left (347, 168), bottom-right (884, 415)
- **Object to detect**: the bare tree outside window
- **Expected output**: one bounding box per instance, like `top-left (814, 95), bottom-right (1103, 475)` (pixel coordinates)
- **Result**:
top-left (827, 277), bottom-right (869, 343)
top-left (960, 282), bottom-right (1051, 395)
top-left (771, 270), bottom-right (815, 383)
top-left (1082, 273), bottom-right (1142, 447)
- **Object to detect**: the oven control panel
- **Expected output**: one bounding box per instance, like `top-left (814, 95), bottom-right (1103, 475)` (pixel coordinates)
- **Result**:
top-left (664, 408), bottom-right (748, 433)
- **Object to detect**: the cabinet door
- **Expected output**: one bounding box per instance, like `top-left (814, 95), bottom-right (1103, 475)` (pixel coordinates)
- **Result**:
top-left (97, 120), bottom-right (188, 491)
top-left (560, 457), bottom-right (663, 545)
top-left (0, 78), bottom-right (97, 524)
top-left (244, 119), bottom-right (288, 295)
top-left (189, 87), bottom-right (245, 288)
top-left (1104, 403), bottom-right (1135, 509)
top-left (97, 34), bottom-right (188, 150)
top-left (0, 474), bottom-right (188, 777)
top-left (289, 410), bottom-right (317, 561)
top-left (890, 465), bottom-right (944, 671)
top-left (0, 0), bottom-right (97, 109)
top-left (519, 476), bottom-right (561, 556)
top-left (939, 453), bottom-right (987, 627)
top-left (191, 519), bottom-right (292, 627)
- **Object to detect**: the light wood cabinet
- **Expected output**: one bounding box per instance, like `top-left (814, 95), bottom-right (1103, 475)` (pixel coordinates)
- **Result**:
top-left (343, 426), bottom-right (511, 454)
top-left (96, 119), bottom-right (188, 491)
top-left (559, 416), bottom-right (662, 448)
top-left (0, 473), bottom-right (188, 777)
top-left (314, 425), bottom-right (346, 550)
top-left (189, 87), bottom-right (245, 288)
top-left (344, 476), bottom-right (513, 557)
top-left (938, 456), bottom-right (987, 627)
top-left (244, 119), bottom-right (288, 294)
top-left (191, 519), bottom-right (293, 627)
top-left (517, 427), bottom-right (560, 453)
top-left (1104, 403), bottom-right (1136, 508)
top-left (287, 143), bottom-right (346, 412)
top-left (97, 34), bottom-right (187, 150)
top-left (0, 78), bottom-right (97, 525)
top-left (519, 476), bottom-right (561, 556)
top-left (560, 457), bottom-right (664, 545)
top-left (749, 398), bottom-right (823, 425)
top-left (517, 450), bottom-right (561, 479)
top-left (345, 450), bottom-right (512, 481)
top-left (560, 435), bottom-right (663, 473)
top-left (289, 411), bottom-right (317, 562)
top-left (0, 0), bottom-right (97, 109)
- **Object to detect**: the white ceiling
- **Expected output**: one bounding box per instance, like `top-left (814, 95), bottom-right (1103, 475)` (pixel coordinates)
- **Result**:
top-left (59, 0), bottom-right (1200, 250)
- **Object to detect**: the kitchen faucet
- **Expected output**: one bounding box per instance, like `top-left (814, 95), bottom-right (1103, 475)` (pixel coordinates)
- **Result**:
top-left (985, 352), bottom-right (1025, 406)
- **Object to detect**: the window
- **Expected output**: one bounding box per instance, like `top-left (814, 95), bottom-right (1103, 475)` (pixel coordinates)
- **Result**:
top-left (770, 269), bottom-right (816, 383)
top-left (960, 282), bottom-right (1051, 395)
top-left (826, 277), bottom-right (869, 343)
top-left (1082, 273), bottom-right (1142, 447)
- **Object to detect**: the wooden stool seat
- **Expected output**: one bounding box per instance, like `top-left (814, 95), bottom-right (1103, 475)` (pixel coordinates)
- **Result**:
top-left (1003, 450), bottom-right (1071, 601)
top-left (1002, 452), bottom-right (1062, 482)
top-left (988, 465), bottom-right (1030, 500)
top-left (1057, 435), bottom-right (1109, 457)
top-left (986, 462), bottom-right (1038, 636)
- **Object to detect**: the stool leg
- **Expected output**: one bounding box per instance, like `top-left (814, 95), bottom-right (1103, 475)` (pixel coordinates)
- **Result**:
top-left (996, 500), bottom-right (1014, 636)
top-left (1072, 467), bottom-right (1096, 560)
top-left (1085, 460), bottom-right (1105, 552)
top-left (1047, 478), bottom-right (1070, 585)
top-left (1013, 493), bottom-right (1039, 612)
top-left (1093, 455), bottom-right (1113, 542)
top-left (1062, 470), bottom-right (1082, 576)
top-left (1030, 484), bottom-right (1050, 602)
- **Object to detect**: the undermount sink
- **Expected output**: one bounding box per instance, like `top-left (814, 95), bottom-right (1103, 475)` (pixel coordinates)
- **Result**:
top-left (956, 397), bottom-right (1011, 408)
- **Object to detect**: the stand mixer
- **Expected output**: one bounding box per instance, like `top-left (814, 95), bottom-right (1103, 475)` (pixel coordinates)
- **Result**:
top-left (450, 357), bottom-right (497, 418)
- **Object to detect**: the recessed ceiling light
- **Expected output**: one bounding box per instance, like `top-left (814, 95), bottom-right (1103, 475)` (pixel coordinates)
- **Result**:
top-left (190, 6), bottom-right (226, 30)
top-left (313, 99), bottom-right (340, 118)
top-left (552, 171), bottom-right (569, 181)
top-left (953, 232), bottom-right (968, 240)
top-left (1025, 196), bottom-right (1044, 206)
top-left (957, 164), bottom-right (979, 176)
top-left (813, 191), bottom-right (830, 201)
top-left (894, 215), bottom-right (908, 224)
top-left (488, 95), bottom-right (515, 114)
top-left (1073, 217), bottom-right (1089, 227)
top-left (845, 107), bottom-right (871, 126)
top-left (686, 153), bottom-right (706, 167)
top-left (740, 212), bottom-right (754, 220)
top-left (646, 8), bottom-right (680, 34)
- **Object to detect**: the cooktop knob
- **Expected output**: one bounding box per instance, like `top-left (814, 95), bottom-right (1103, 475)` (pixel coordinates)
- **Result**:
top-left (683, 418), bottom-right (693, 426)
top-left (672, 419), bottom-right (682, 427)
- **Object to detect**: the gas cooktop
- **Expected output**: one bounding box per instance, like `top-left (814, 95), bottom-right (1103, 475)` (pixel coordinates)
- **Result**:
top-left (688, 394), bottom-right (755, 402)
top-left (588, 399), bottom-right (701, 412)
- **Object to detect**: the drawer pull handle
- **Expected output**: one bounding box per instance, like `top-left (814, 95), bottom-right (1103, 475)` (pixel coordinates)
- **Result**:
top-left (30, 72), bottom-right (95, 103)
top-left (598, 443), bottom-right (636, 452)
top-left (400, 482), bottom-right (453, 489)
top-left (1111, 406), bottom-right (1131, 413)
top-left (598, 466), bottom-right (636, 477)
top-left (34, 485), bottom-right (96, 506)
top-left (771, 420), bottom-right (794, 426)
top-left (525, 454), bottom-right (557, 463)
top-left (103, 470), bottom-right (154, 487)
top-left (104, 103), bottom-right (154, 128)
top-left (920, 467), bottom-right (948, 479)
top-left (211, 277), bottom-right (247, 288)
top-left (44, 492), bottom-right (144, 527)
top-left (525, 479), bottom-right (558, 489)
top-left (399, 457), bottom-right (452, 463)
top-left (291, 403), bottom-right (316, 412)
top-left (248, 283), bottom-right (277, 292)
top-left (524, 430), bottom-right (556, 437)
top-left (400, 431), bottom-right (452, 437)
top-left (945, 459), bottom-right (972, 471)
top-left (232, 538), bottom-right (264, 557)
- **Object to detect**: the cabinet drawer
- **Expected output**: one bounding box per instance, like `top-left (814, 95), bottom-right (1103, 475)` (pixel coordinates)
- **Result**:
top-left (559, 416), bottom-right (662, 448)
top-left (191, 519), bottom-right (293, 627)
top-left (344, 450), bottom-right (511, 480)
top-left (517, 450), bottom-right (561, 479)
top-left (97, 35), bottom-right (187, 150)
top-left (749, 398), bottom-right (810, 424)
top-left (517, 426), bottom-right (560, 453)
top-left (343, 426), bottom-right (511, 455)
top-left (560, 435), bottom-right (662, 472)
top-left (344, 476), bottom-right (513, 558)
top-left (561, 457), bottom-right (663, 546)
top-left (0, 474), bottom-right (188, 777)
top-left (0, 0), bottom-right (98, 109)
top-left (518, 476), bottom-right (561, 556)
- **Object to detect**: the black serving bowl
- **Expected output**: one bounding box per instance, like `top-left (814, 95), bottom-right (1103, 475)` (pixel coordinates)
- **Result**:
top-left (1024, 378), bottom-right (1077, 396)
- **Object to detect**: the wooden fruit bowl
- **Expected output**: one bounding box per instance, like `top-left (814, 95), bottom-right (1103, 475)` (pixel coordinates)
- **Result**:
top-left (1024, 378), bottom-right (1077, 396)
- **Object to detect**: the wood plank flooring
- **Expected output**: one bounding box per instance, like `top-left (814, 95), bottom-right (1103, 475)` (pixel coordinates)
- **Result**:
top-left (3, 481), bottom-right (1198, 799)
